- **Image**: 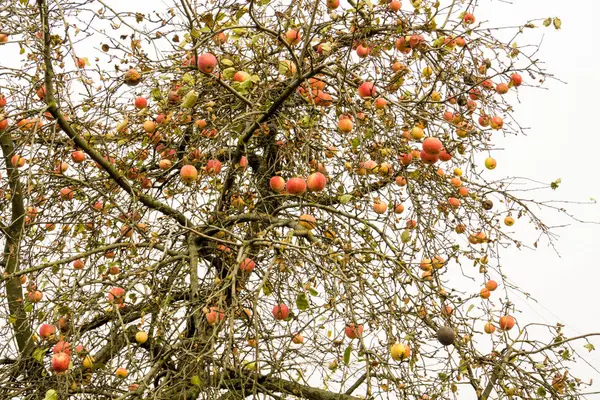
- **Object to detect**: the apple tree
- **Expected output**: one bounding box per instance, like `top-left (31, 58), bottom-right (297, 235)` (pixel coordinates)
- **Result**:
top-left (0, 0), bottom-right (597, 399)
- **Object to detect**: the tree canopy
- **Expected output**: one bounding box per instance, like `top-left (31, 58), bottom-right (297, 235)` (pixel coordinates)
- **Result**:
top-left (0, 0), bottom-right (596, 399)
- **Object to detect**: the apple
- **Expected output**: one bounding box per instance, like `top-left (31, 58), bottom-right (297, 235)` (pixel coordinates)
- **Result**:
top-left (285, 29), bottom-right (301, 46)
top-left (71, 151), bottom-right (85, 163)
top-left (197, 53), bottom-right (218, 74)
top-left (0, 94), bottom-right (6, 107)
top-left (213, 32), bottom-right (228, 44)
top-left (438, 149), bottom-right (452, 161)
top-left (510, 73), bottom-right (522, 87)
top-left (410, 126), bottom-right (424, 140)
top-left (51, 352), bottom-right (70, 373)
top-left (39, 323), bottom-right (56, 339)
top-left (76, 57), bottom-right (86, 68)
top-left (480, 288), bottom-right (491, 299)
top-left (390, 342), bottom-right (410, 361)
top-left (297, 214), bottom-right (317, 230)
top-left (307, 172), bottom-right (326, 192)
top-left (59, 187), bottom-right (74, 200)
top-left (389, 0), bottom-right (401, 11)
top-left (292, 333), bottom-right (304, 344)
top-left (11, 154), bottom-right (26, 168)
top-left (37, 85), bottom-right (46, 100)
top-left (345, 323), bottom-right (363, 339)
top-left (374, 98), bottom-right (387, 109)
top-left (286, 177), bottom-right (307, 195)
top-left (124, 69), bottom-right (141, 86)
top-left (486, 280), bottom-right (498, 291)
top-left (490, 116), bottom-right (503, 130)
top-left (422, 137), bottom-right (442, 155)
top-left (504, 216), bottom-right (514, 226)
top-left (326, 0), bottom-right (339, 9)
top-left (168, 90), bottom-right (181, 104)
top-left (53, 340), bottom-right (71, 355)
top-left (272, 304), bottom-right (289, 320)
top-left (499, 315), bottom-right (516, 330)
top-left (240, 258), bottom-right (256, 273)
top-left (357, 82), bottom-right (376, 98)
top-left (28, 290), bottom-right (43, 302)
top-left (495, 83), bottom-right (509, 94)
top-left (135, 331), bottom-right (148, 344)
top-left (0, 118), bottom-right (8, 130)
top-left (82, 355), bottom-right (94, 369)
top-left (356, 44), bottom-right (370, 58)
top-left (338, 118), bottom-right (353, 133)
top-left (484, 157), bottom-right (496, 170)
top-left (448, 197), bottom-right (460, 208)
top-left (420, 150), bottom-right (438, 165)
top-left (0, 34), bottom-right (8, 43)
top-left (115, 367), bottom-right (128, 378)
top-left (484, 322), bottom-right (496, 334)
top-left (107, 287), bottom-right (125, 304)
top-left (373, 200), bottom-right (387, 214)
top-left (180, 165), bottom-right (198, 183)
top-left (205, 159), bottom-right (222, 175)
top-left (134, 97), bottom-right (147, 109)
top-left (206, 307), bottom-right (225, 325)
top-left (233, 71), bottom-right (250, 82)
top-left (463, 13), bottom-right (475, 24)
top-left (269, 176), bottom-right (286, 192)
top-left (73, 259), bottom-right (84, 270)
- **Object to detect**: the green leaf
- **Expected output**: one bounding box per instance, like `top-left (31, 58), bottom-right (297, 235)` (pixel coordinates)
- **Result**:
top-left (339, 194), bottom-right (353, 204)
top-left (584, 343), bottom-right (595, 352)
top-left (536, 386), bottom-right (546, 397)
top-left (308, 288), bottom-right (318, 296)
top-left (222, 67), bottom-right (236, 80)
top-left (561, 349), bottom-right (570, 360)
top-left (296, 293), bottom-right (309, 311)
top-left (401, 230), bottom-right (411, 243)
top-left (343, 345), bottom-right (352, 365)
top-left (220, 58), bottom-right (234, 67)
top-left (182, 73), bottom-right (195, 85)
top-left (33, 347), bottom-right (47, 363)
top-left (44, 389), bottom-right (58, 400)
top-left (263, 281), bottom-right (273, 296)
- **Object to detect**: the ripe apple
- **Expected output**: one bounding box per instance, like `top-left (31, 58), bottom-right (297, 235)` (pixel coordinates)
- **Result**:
top-left (272, 304), bottom-right (289, 320)
top-left (59, 187), bottom-right (74, 200)
top-left (285, 29), bottom-right (301, 46)
top-left (393, 204), bottom-right (404, 214)
top-left (338, 118), bottom-right (353, 133)
top-left (356, 44), bottom-right (370, 58)
top-left (326, 0), bottom-right (339, 9)
top-left (499, 315), bottom-right (516, 330)
top-left (135, 331), bottom-right (148, 344)
top-left (298, 214), bottom-right (317, 230)
top-left (357, 82), bottom-right (376, 98)
top-left (76, 57), bottom-right (86, 68)
top-left (233, 71), bottom-right (250, 82)
top-left (53, 340), bottom-right (71, 355)
top-left (448, 197), bottom-right (460, 208)
top-left (240, 258), bottom-right (256, 273)
top-left (485, 280), bottom-right (498, 291)
top-left (480, 288), bottom-right (491, 299)
top-left (484, 322), bottom-right (496, 334)
top-left (345, 323), bottom-right (363, 339)
top-left (410, 126), bottom-right (424, 140)
top-left (71, 151), bottom-right (85, 163)
top-left (213, 32), bottom-right (228, 44)
top-left (73, 259), bottom-right (84, 270)
top-left (510, 73), bottom-right (523, 87)
top-left (504, 216), bottom-right (515, 226)
top-left (495, 83), bottom-right (509, 94)
top-left (463, 13), bottom-right (475, 24)
top-left (28, 290), bottom-right (43, 302)
top-left (484, 157), bottom-right (496, 170)
top-left (389, 0), bottom-right (401, 11)
top-left (0, 94), bottom-right (6, 107)
top-left (286, 177), bottom-right (307, 195)
top-left (197, 53), bottom-right (217, 74)
top-left (269, 176), bottom-right (286, 192)
top-left (422, 137), bottom-right (442, 155)
top-left (206, 307), bottom-right (225, 325)
top-left (0, 118), bottom-right (8, 130)
top-left (374, 98), bottom-right (387, 109)
top-left (134, 97), bottom-right (147, 109)
top-left (490, 116), bottom-right (503, 130)
top-left (292, 333), bottom-right (304, 344)
top-left (115, 367), bottom-right (128, 378)
top-left (420, 150), bottom-right (438, 165)
top-left (0, 34), bottom-right (8, 43)
top-left (307, 172), bottom-right (327, 192)
top-left (180, 165), bottom-right (198, 183)
top-left (205, 159), bottom-right (222, 175)
top-left (39, 323), bottom-right (56, 339)
top-left (107, 287), bottom-right (125, 304)
top-left (390, 342), bottom-right (410, 361)
top-left (51, 352), bottom-right (70, 373)
top-left (373, 200), bottom-right (387, 214)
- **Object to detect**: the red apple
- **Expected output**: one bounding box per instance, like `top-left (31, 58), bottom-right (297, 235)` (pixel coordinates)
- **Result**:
top-left (356, 45), bottom-right (370, 58)
top-left (286, 177), bottom-right (307, 195)
top-left (134, 97), bottom-right (147, 109)
top-left (463, 13), bottom-right (475, 24)
top-left (272, 304), bottom-right (290, 320)
top-left (270, 176), bottom-right (286, 192)
top-left (307, 172), bottom-right (327, 192)
top-left (326, 0), bottom-right (339, 9)
top-left (357, 82), bottom-right (376, 98)
top-left (496, 83), bottom-right (509, 94)
top-left (240, 258), bottom-right (256, 273)
top-left (71, 151), bottom-right (85, 163)
top-left (420, 150), bottom-right (438, 165)
top-left (197, 53), bottom-right (218, 74)
top-left (205, 159), bottom-right (222, 175)
top-left (510, 73), bottom-right (523, 87)
top-left (107, 287), bottom-right (125, 304)
top-left (59, 187), bottom-right (74, 201)
top-left (73, 259), bottom-right (84, 270)
top-left (285, 29), bottom-right (301, 46)
top-left (51, 352), bottom-right (70, 373)
top-left (39, 323), bottom-right (56, 339)
top-left (180, 165), bottom-right (198, 183)
top-left (389, 0), bottom-right (401, 11)
top-left (345, 323), bottom-right (364, 339)
top-left (53, 340), bottom-right (71, 355)
top-left (422, 137), bottom-right (443, 155)
top-left (206, 307), bottom-right (225, 325)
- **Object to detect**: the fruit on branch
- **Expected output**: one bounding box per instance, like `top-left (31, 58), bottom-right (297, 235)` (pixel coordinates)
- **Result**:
top-left (357, 82), bottom-right (376, 98)
top-left (71, 151), bottom-right (85, 163)
top-left (390, 342), bottom-right (411, 361)
top-left (338, 118), bottom-right (353, 133)
top-left (307, 172), bottom-right (327, 192)
top-left (499, 315), bottom-right (516, 330)
top-left (422, 137), bottom-right (443, 155)
top-left (134, 97), bottom-right (147, 109)
top-left (326, 0), bottom-right (339, 9)
top-left (82, 355), bottom-right (94, 369)
top-left (51, 352), bottom-right (70, 373)
top-left (107, 287), bottom-right (125, 304)
top-left (73, 259), bottom-right (84, 270)
top-left (135, 331), bottom-right (148, 344)
top-left (272, 304), bottom-right (290, 320)
top-left (485, 280), bottom-right (498, 291)
top-left (240, 258), bottom-right (256, 273)
top-left (389, 0), bottom-right (401, 11)
top-left (345, 323), bottom-right (364, 339)
top-left (115, 367), bottom-right (129, 378)
top-left (286, 177), bottom-right (307, 195)
top-left (496, 83), bottom-right (509, 94)
top-left (53, 341), bottom-right (71, 355)
top-left (197, 53), bottom-right (217, 74)
top-left (284, 29), bottom-right (301, 46)
top-left (59, 187), bottom-right (74, 201)
top-left (436, 326), bottom-right (455, 346)
top-left (484, 322), bottom-right (496, 334)
top-left (233, 71), bottom-right (250, 82)
top-left (356, 44), bottom-right (370, 58)
top-left (11, 154), bottom-right (26, 168)
top-left (180, 165), bottom-right (198, 183)
top-left (39, 323), bottom-right (56, 339)
top-left (510, 73), bottom-right (523, 87)
top-left (484, 157), bottom-right (497, 170)
top-left (206, 307), bottom-right (225, 325)
top-left (373, 200), bottom-right (388, 214)
top-left (269, 176), bottom-right (286, 192)
top-left (504, 216), bottom-right (515, 226)
top-left (292, 333), bottom-right (304, 344)
top-left (480, 288), bottom-right (491, 299)
top-left (463, 13), bottom-right (476, 24)
top-left (205, 159), bottom-right (222, 175)
top-left (298, 214), bottom-right (317, 230)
